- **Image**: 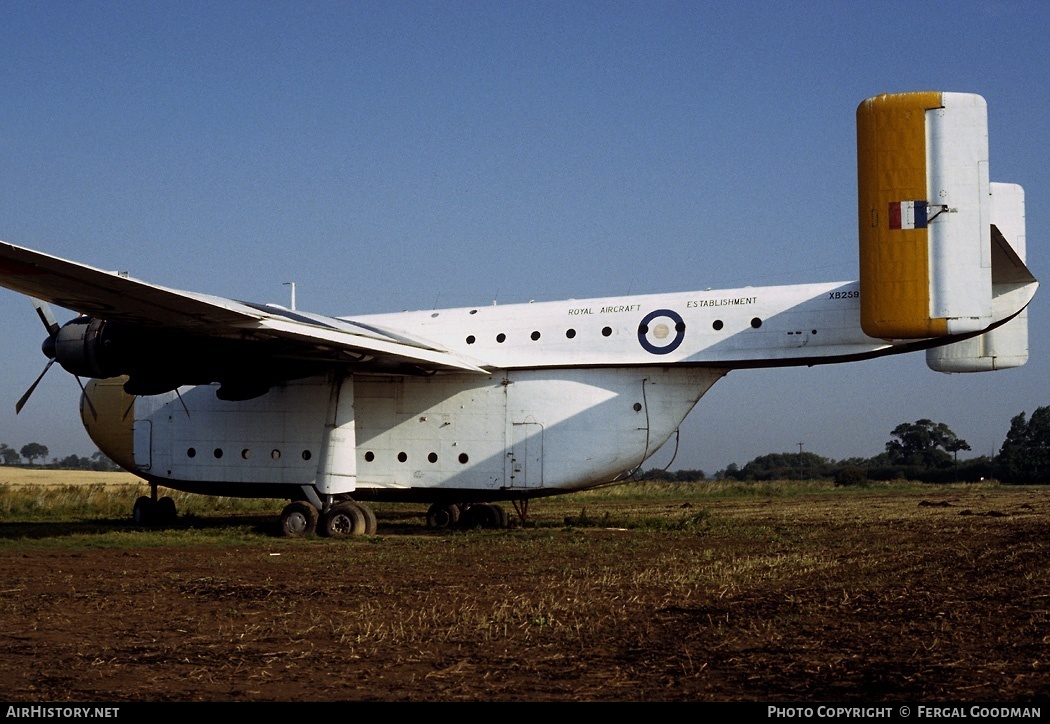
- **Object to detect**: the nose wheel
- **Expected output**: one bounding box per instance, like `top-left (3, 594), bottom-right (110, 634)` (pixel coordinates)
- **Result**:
top-left (132, 490), bottom-right (178, 526)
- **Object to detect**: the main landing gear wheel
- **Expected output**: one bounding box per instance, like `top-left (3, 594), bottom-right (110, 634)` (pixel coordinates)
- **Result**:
top-left (461, 503), bottom-right (507, 530)
top-left (356, 502), bottom-right (378, 536)
top-left (426, 502), bottom-right (461, 529)
top-left (280, 501), bottom-right (319, 537)
top-left (319, 501), bottom-right (374, 538)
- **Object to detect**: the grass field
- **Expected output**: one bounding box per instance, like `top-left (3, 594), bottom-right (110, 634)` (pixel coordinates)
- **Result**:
top-left (0, 466), bottom-right (143, 486)
top-left (0, 469), bottom-right (1046, 701)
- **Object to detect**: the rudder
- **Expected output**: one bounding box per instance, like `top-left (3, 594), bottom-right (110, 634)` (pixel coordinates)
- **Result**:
top-left (857, 91), bottom-right (992, 339)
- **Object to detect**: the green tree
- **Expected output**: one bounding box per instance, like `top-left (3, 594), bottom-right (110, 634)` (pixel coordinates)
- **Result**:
top-left (19, 442), bottom-right (48, 465)
top-left (740, 451), bottom-right (833, 481)
top-left (719, 463), bottom-right (742, 480)
top-left (58, 454), bottom-right (83, 469)
top-left (90, 451), bottom-right (120, 471)
top-left (884, 419), bottom-right (969, 469)
top-left (0, 444), bottom-right (20, 465)
top-left (996, 406), bottom-right (1050, 484)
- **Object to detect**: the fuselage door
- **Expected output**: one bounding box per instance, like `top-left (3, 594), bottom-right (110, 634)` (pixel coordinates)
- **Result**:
top-left (508, 421), bottom-right (543, 488)
top-left (133, 420), bottom-right (152, 471)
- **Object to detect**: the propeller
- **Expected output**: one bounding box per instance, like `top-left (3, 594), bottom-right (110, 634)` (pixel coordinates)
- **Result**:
top-left (15, 358), bottom-right (56, 414)
top-left (14, 298), bottom-right (98, 419)
top-left (33, 298), bottom-right (60, 338)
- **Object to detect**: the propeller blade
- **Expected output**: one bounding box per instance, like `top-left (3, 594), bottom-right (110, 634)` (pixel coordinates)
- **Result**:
top-left (74, 375), bottom-right (99, 421)
top-left (15, 358), bottom-right (56, 414)
top-left (30, 298), bottom-right (60, 337)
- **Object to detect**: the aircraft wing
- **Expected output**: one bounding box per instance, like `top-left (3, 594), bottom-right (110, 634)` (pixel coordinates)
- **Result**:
top-left (0, 240), bottom-right (489, 374)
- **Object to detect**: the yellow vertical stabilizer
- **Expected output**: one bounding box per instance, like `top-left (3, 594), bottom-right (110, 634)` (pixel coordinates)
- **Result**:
top-left (857, 91), bottom-right (992, 339)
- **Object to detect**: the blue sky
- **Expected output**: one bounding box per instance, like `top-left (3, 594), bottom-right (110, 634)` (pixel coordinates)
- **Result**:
top-left (1, 1), bottom-right (1047, 474)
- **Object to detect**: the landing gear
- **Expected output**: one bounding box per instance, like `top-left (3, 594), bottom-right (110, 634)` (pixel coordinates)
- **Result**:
top-left (280, 499), bottom-right (376, 538)
top-left (132, 496), bottom-right (153, 525)
top-left (424, 502), bottom-right (512, 530)
top-left (132, 491), bottom-right (178, 526)
top-left (155, 496), bottom-right (177, 524)
top-left (280, 501), bottom-right (319, 537)
top-left (356, 502), bottom-right (378, 536)
top-left (426, 502), bottom-right (461, 529)
top-left (440, 502), bottom-right (507, 530)
top-left (320, 501), bottom-right (367, 537)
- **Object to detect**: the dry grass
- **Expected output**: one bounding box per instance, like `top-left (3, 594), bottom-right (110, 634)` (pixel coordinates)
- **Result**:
top-left (0, 473), bottom-right (1047, 701)
top-left (0, 467), bottom-right (143, 486)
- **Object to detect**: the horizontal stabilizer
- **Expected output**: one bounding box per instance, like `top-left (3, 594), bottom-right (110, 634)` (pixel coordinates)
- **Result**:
top-left (927, 183), bottom-right (1036, 372)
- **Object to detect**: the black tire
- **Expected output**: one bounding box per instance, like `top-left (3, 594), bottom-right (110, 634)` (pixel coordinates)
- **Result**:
top-left (132, 496), bottom-right (155, 526)
top-left (351, 502), bottom-right (377, 535)
top-left (156, 496), bottom-right (177, 524)
top-left (426, 502), bottom-right (461, 529)
top-left (320, 502), bottom-right (366, 538)
top-left (280, 501), bottom-right (319, 537)
top-left (482, 503), bottom-right (503, 529)
top-left (460, 503), bottom-right (480, 529)
top-left (462, 503), bottom-right (500, 529)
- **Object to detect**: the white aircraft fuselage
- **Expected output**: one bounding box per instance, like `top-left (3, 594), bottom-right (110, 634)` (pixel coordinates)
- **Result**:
top-left (81, 273), bottom-right (1023, 508)
top-left (93, 279), bottom-right (869, 503)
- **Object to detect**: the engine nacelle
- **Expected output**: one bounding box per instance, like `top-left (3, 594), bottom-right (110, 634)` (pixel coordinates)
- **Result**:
top-left (49, 316), bottom-right (296, 398)
top-left (50, 317), bottom-right (202, 393)
top-left (52, 317), bottom-right (123, 379)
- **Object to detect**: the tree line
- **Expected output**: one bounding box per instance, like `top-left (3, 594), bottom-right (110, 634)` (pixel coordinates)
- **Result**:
top-left (640, 405), bottom-right (1050, 485)
top-left (0, 443), bottom-right (120, 471)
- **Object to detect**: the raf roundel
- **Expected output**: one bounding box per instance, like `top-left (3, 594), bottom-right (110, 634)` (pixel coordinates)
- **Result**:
top-left (637, 309), bottom-right (686, 355)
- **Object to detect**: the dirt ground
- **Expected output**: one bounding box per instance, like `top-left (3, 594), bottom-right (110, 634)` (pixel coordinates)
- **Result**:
top-left (0, 485), bottom-right (1048, 702)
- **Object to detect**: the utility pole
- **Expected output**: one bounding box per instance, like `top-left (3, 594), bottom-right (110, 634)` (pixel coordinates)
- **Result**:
top-left (798, 442), bottom-right (804, 482)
